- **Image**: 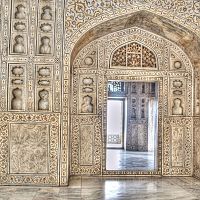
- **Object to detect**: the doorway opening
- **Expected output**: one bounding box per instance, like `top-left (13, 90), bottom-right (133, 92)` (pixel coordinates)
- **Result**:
top-left (106, 81), bottom-right (158, 171)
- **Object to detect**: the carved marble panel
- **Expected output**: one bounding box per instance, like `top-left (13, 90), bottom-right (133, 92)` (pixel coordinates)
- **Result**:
top-left (80, 124), bottom-right (94, 166)
top-left (73, 46), bottom-right (98, 69)
top-left (163, 118), bottom-right (193, 176)
top-left (71, 116), bottom-right (101, 175)
top-left (11, 34), bottom-right (27, 55)
top-left (81, 50), bottom-right (98, 69)
top-left (170, 52), bottom-right (185, 71)
top-left (10, 123), bottom-right (49, 174)
top-left (0, 113), bottom-right (60, 185)
top-left (137, 122), bottom-right (148, 152)
top-left (171, 126), bottom-right (184, 167)
top-left (127, 123), bottom-right (138, 150)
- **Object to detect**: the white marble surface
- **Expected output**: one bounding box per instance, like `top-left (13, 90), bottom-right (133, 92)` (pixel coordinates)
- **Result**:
top-left (106, 149), bottom-right (155, 170)
top-left (0, 177), bottom-right (200, 200)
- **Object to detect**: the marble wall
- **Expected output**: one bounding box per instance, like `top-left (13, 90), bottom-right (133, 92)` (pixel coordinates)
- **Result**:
top-left (0, 0), bottom-right (200, 186)
top-left (0, 0), bottom-right (63, 186)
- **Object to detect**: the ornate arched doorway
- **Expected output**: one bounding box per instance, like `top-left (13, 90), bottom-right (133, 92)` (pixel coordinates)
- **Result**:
top-left (70, 27), bottom-right (193, 176)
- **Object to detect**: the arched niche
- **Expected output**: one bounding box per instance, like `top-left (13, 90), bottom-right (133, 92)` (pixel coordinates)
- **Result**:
top-left (71, 11), bottom-right (200, 69)
top-left (70, 27), bottom-right (194, 176)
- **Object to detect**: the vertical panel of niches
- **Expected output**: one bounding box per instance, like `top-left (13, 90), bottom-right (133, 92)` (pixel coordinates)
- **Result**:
top-left (8, 63), bottom-right (27, 111)
top-left (35, 65), bottom-right (53, 112)
top-left (36, 0), bottom-right (55, 56)
top-left (169, 77), bottom-right (187, 116)
top-left (10, 0), bottom-right (28, 55)
top-left (78, 74), bottom-right (97, 115)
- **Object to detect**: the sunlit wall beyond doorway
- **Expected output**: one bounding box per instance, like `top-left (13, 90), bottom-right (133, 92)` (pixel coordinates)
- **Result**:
top-left (107, 99), bottom-right (125, 149)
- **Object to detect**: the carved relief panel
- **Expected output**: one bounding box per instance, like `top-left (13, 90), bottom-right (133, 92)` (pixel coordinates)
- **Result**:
top-left (171, 126), bottom-right (184, 167)
top-left (81, 50), bottom-right (98, 69)
top-left (0, 113), bottom-right (60, 185)
top-left (80, 124), bottom-right (94, 166)
top-left (10, 123), bottom-right (49, 174)
top-left (163, 118), bottom-right (193, 176)
top-left (71, 116), bottom-right (102, 175)
top-left (73, 47), bottom-right (98, 69)
top-left (170, 52), bottom-right (186, 71)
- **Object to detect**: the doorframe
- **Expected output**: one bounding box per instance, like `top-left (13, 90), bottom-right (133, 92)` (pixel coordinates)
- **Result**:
top-left (102, 75), bottom-right (163, 176)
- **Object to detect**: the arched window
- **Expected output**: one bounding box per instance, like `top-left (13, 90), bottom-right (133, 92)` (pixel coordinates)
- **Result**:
top-left (111, 42), bottom-right (156, 68)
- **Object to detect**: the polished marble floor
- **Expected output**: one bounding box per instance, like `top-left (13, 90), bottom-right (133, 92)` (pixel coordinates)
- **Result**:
top-left (106, 149), bottom-right (155, 170)
top-left (1, 177), bottom-right (200, 200)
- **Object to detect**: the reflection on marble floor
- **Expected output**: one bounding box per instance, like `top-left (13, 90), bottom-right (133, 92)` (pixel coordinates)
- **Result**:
top-left (106, 149), bottom-right (155, 170)
top-left (1, 177), bottom-right (200, 200)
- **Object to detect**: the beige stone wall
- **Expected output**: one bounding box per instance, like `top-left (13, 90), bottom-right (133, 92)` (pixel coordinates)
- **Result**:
top-left (0, 0), bottom-right (200, 186)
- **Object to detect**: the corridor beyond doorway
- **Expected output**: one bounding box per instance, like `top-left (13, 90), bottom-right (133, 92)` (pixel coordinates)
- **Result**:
top-left (106, 81), bottom-right (158, 171)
